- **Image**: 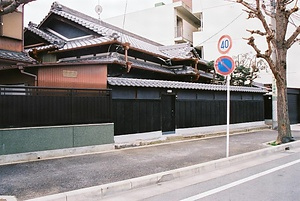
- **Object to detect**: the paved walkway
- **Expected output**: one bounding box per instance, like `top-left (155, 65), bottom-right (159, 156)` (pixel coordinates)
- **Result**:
top-left (0, 125), bottom-right (300, 200)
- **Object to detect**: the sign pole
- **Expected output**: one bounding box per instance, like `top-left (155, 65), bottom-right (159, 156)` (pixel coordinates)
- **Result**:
top-left (216, 34), bottom-right (234, 158)
top-left (226, 75), bottom-right (230, 158)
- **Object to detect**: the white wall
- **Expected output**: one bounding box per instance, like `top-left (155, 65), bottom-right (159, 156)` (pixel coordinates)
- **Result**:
top-left (176, 10), bottom-right (198, 43)
top-left (104, 4), bottom-right (175, 45)
top-left (287, 44), bottom-right (300, 88)
top-left (193, 0), bottom-right (299, 88)
top-left (193, 0), bottom-right (266, 60)
top-left (105, 2), bottom-right (200, 46)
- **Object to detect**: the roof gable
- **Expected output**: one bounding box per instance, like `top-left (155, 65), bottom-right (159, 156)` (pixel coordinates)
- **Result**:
top-left (24, 22), bottom-right (65, 48)
top-left (25, 2), bottom-right (202, 61)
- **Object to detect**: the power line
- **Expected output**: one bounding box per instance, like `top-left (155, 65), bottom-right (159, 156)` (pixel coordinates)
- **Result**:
top-left (122, 0), bottom-right (128, 30)
top-left (199, 2), bottom-right (236, 11)
top-left (195, 12), bottom-right (244, 46)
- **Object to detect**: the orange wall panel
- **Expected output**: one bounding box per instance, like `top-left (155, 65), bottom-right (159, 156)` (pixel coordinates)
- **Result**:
top-left (38, 64), bottom-right (107, 89)
top-left (0, 38), bottom-right (22, 52)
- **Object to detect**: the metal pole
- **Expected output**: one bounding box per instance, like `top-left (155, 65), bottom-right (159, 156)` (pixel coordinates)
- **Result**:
top-left (226, 75), bottom-right (230, 158)
top-left (271, 0), bottom-right (278, 129)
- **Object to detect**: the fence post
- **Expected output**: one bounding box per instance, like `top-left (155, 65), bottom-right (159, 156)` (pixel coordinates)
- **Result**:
top-left (71, 89), bottom-right (74, 125)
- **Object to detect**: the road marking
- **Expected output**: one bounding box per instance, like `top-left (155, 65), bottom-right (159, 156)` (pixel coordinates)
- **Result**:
top-left (180, 158), bottom-right (300, 201)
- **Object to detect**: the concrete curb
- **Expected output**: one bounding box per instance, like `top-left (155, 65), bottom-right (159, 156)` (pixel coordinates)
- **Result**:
top-left (25, 139), bottom-right (300, 201)
top-left (0, 196), bottom-right (18, 201)
top-left (0, 144), bottom-right (114, 166)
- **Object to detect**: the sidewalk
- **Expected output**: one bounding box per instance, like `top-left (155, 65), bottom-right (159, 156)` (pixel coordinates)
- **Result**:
top-left (0, 124), bottom-right (300, 201)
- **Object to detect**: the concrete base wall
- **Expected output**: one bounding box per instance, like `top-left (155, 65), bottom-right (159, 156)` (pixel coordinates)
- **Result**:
top-left (0, 123), bottom-right (114, 156)
top-left (115, 121), bottom-right (268, 146)
top-left (175, 121), bottom-right (267, 136)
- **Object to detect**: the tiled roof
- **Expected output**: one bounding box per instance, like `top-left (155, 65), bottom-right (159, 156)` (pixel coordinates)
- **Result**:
top-left (29, 2), bottom-right (206, 61)
top-left (0, 49), bottom-right (35, 63)
top-left (47, 2), bottom-right (163, 55)
top-left (26, 22), bottom-right (65, 46)
top-left (61, 36), bottom-right (111, 50)
top-left (107, 77), bottom-right (267, 93)
top-left (58, 53), bottom-right (176, 75)
top-left (158, 43), bottom-right (194, 59)
top-left (59, 53), bottom-right (207, 76)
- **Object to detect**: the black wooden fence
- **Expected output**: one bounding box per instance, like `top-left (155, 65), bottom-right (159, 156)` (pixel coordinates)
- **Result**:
top-left (112, 99), bottom-right (161, 135)
top-left (0, 85), bottom-right (112, 128)
top-left (112, 99), bottom-right (264, 135)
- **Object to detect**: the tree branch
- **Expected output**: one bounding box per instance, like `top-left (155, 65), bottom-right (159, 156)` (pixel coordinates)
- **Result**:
top-left (244, 36), bottom-right (262, 56)
top-left (243, 35), bottom-right (277, 76)
top-left (261, 2), bottom-right (272, 17)
top-left (246, 29), bottom-right (267, 36)
top-left (286, 0), bottom-right (299, 18)
top-left (286, 26), bottom-right (300, 48)
top-left (0, 0), bottom-right (35, 15)
top-left (237, 0), bottom-right (274, 39)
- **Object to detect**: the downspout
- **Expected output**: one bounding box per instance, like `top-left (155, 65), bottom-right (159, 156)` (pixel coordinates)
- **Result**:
top-left (194, 58), bottom-right (200, 81)
top-left (123, 42), bottom-right (132, 73)
top-left (18, 65), bottom-right (37, 86)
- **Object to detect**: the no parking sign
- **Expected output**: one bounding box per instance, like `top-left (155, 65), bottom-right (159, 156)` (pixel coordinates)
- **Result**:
top-left (214, 56), bottom-right (235, 76)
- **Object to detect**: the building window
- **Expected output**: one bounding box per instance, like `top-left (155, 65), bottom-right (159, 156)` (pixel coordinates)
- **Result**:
top-left (194, 12), bottom-right (203, 31)
top-left (176, 16), bottom-right (183, 37)
top-left (195, 46), bottom-right (204, 59)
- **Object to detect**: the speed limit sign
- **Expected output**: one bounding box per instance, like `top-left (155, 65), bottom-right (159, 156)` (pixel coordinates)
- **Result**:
top-left (217, 35), bottom-right (232, 54)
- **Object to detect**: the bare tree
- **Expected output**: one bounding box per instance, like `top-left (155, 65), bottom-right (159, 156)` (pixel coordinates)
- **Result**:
top-left (0, 0), bottom-right (35, 15)
top-left (232, 53), bottom-right (268, 86)
top-left (237, 0), bottom-right (299, 144)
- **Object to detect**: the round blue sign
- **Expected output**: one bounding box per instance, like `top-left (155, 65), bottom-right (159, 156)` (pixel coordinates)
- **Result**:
top-left (214, 56), bottom-right (235, 76)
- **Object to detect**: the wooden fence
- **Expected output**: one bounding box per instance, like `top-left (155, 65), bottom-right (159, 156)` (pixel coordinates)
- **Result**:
top-left (0, 85), bottom-right (112, 128)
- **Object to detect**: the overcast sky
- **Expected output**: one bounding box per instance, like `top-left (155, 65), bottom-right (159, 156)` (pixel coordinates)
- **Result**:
top-left (24, 0), bottom-right (172, 26)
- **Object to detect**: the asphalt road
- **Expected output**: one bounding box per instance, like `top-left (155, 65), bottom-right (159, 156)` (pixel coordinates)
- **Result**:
top-left (101, 146), bottom-right (300, 201)
top-left (1, 129), bottom-right (299, 200)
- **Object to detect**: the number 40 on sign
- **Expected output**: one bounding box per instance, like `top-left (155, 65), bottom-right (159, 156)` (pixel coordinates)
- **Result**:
top-left (218, 35), bottom-right (232, 54)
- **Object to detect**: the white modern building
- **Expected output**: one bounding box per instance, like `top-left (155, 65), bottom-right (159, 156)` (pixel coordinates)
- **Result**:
top-left (105, 0), bottom-right (201, 46)
top-left (193, 0), bottom-right (299, 88)
top-left (105, 0), bottom-right (299, 88)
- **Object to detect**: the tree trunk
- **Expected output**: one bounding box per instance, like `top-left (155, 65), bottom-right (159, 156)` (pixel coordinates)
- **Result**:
top-left (275, 49), bottom-right (292, 144)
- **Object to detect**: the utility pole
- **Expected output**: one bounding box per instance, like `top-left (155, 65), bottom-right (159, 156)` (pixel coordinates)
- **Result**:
top-left (270, 0), bottom-right (278, 129)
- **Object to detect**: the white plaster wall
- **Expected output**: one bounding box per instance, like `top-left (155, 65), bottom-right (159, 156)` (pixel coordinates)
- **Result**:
top-left (192, 0), bottom-right (266, 59)
top-left (104, 4), bottom-right (175, 45)
top-left (176, 10), bottom-right (198, 43)
top-left (287, 44), bottom-right (300, 88)
top-left (193, 0), bottom-right (299, 88)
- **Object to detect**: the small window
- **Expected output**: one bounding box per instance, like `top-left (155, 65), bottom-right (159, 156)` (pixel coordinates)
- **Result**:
top-left (194, 12), bottom-right (203, 31)
top-left (176, 16), bottom-right (183, 37)
top-left (195, 46), bottom-right (204, 59)
top-left (47, 19), bottom-right (89, 40)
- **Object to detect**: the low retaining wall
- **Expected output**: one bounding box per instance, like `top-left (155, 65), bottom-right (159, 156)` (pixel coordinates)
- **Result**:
top-left (114, 121), bottom-right (268, 146)
top-left (0, 123), bottom-right (114, 156)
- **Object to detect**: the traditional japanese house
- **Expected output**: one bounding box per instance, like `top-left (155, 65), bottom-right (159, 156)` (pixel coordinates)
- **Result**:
top-left (16, 2), bottom-right (212, 89)
top-left (1, 2), bottom-right (268, 139)
top-left (0, 2), bottom-right (36, 85)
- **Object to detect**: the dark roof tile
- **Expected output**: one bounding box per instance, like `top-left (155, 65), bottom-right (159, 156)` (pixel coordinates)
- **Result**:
top-left (0, 49), bottom-right (35, 63)
top-left (58, 53), bottom-right (176, 75)
top-left (28, 2), bottom-right (207, 63)
top-left (108, 77), bottom-right (267, 93)
top-left (26, 22), bottom-right (65, 46)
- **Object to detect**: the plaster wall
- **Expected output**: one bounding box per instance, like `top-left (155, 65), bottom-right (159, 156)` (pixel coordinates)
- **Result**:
top-left (192, 0), bottom-right (300, 88)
